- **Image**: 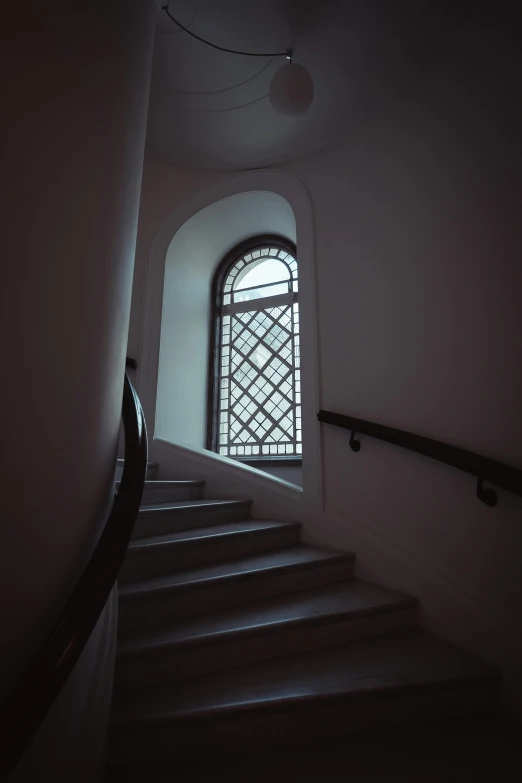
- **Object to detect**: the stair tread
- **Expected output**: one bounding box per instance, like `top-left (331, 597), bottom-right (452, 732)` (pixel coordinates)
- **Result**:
top-left (119, 545), bottom-right (354, 597)
top-left (117, 580), bottom-right (417, 657)
top-left (118, 459), bottom-right (158, 468)
top-left (119, 479), bottom-right (205, 489)
top-left (138, 499), bottom-right (251, 514)
top-left (128, 519), bottom-right (301, 553)
top-left (112, 629), bottom-right (495, 726)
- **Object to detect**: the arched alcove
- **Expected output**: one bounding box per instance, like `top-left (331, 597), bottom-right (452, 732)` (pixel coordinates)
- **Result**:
top-left (157, 192), bottom-right (295, 448)
top-left (139, 170), bottom-right (321, 502)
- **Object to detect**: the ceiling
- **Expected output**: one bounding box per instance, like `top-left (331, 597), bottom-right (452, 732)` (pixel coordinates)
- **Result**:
top-left (146, 0), bottom-right (448, 170)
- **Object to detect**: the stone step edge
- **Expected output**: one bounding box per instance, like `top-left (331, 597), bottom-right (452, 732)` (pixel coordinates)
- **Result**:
top-left (111, 669), bottom-right (498, 729)
top-left (119, 550), bottom-right (356, 601)
top-left (127, 521), bottom-right (302, 556)
top-left (119, 479), bottom-right (205, 488)
top-left (116, 591), bottom-right (418, 660)
top-left (137, 499), bottom-right (253, 516)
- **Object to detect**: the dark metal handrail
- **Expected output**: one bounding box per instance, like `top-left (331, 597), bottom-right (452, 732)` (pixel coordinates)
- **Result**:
top-left (2, 373), bottom-right (148, 779)
top-left (317, 410), bottom-right (522, 507)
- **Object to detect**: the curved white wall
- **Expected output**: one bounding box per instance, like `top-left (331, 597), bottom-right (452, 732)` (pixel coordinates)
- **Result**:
top-left (156, 192), bottom-right (295, 448)
top-left (1, 0), bottom-right (155, 775)
top-left (10, 587), bottom-right (118, 783)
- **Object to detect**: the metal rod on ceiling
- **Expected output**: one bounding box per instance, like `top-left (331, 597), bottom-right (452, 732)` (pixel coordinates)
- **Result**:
top-left (162, 5), bottom-right (292, 60)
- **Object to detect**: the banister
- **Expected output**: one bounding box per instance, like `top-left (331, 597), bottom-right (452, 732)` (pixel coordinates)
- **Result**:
top-left (317, 409), bottom-right (522, 507)
top-left (2, 373), bottom-right (148, 779)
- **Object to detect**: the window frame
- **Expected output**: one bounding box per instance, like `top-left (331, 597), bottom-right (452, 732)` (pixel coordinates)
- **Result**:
top-left (206, 234), bottom-right (301, 465)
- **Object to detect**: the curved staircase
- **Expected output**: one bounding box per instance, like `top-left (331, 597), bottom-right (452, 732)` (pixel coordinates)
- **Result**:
top-left (107, 463), bottom-right (498, 774)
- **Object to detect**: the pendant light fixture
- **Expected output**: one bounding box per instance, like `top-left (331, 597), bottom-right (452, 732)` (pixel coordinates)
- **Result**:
top-left (162, 4), bottom-right (314, 117)
top-left (268, 62), bottom-right (314, 118)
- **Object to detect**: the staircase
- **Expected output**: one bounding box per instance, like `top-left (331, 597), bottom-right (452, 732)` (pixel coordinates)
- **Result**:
top-left (108, 461), bottom-right (499, 773)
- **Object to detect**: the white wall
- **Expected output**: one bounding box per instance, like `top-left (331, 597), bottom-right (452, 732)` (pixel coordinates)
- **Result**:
top-left (260, 465), bottom-right (303, 486)
top-left (289, 4), bottom-right (522, 707)
top-left (1, 0), bottom-right (155, 774)
top-left (10, 588), bottom-right (118, 783)
top-left (156, 192), bottom-right (295, 447)
top-left (129, 5), bottom-right (522, 707)
top-left (128, 162), bottom-right (223, 361)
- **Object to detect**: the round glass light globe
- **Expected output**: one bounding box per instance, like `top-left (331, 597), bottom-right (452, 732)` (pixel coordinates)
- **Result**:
top-left (269, 63), bottom-right (314, 117)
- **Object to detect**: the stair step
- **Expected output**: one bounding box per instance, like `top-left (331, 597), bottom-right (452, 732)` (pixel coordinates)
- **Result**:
top-left (118, 545), bottom-right (355, 631)
top-left (108, 715), bottom-right (521, 783)
top-left (115, 581), bottom-right (418, 690)
top-left (132, 499), bottom-right (252, 539)
top-left (109, 630), bottom-right (498, 762)
top-left (119, 520), bottom-right (302, 582)
top-left (117, 459), bottom-right (158, 482)
top-left (118, 480), bottom-right (205, 504)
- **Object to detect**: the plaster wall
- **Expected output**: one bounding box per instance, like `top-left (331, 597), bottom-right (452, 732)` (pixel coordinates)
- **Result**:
top-left (129, 4), bottom-right (522, 706)
top-left (156, 192), bottom-right (295, 448)
top-left (1, 0), bottom-right (155, 773)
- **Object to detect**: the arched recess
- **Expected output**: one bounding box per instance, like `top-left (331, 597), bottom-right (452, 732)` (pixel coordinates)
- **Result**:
top-left (138, 170), bottom-right (321, 503)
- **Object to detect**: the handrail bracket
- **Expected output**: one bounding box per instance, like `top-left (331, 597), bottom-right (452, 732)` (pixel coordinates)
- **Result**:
top-left (476, 478), bottom-right (497, 507)
top-left (349, 430), bottom-right (361, 452)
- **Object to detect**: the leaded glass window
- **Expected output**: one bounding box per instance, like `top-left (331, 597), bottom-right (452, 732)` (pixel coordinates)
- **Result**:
top-left (208, 237), bottom-right (301, 461)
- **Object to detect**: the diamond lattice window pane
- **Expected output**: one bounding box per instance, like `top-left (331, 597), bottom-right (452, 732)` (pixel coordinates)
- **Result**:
top-left (280, 414), bottom-right (293, 432)
top-left (279, 380), bottom-right (292, 396)
top-left (249, 343), bottom-right (271, 369)
top-left (216, 244), bottom-right (300, 461)
top-left (237, 407), bottom-right (250, 423)
top-left (272, 400), bottom-right (291, 420)
top-left (234, 362), bottom-right (257, 388)
top-left (279, 346), bottom-right (292, 363)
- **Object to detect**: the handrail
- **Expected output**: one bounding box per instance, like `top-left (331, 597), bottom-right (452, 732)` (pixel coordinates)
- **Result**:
top-left (317, 409), bottom-right (522, 507)
top-left (2, 373), bottom-right (148, 779)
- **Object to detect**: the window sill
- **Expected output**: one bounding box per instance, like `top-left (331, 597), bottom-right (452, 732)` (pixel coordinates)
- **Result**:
top-left (232, 457), bottom-right (302, 468)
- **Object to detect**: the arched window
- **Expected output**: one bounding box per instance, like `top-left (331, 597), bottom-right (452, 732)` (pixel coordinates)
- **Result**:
top-left (207, 235), bottom-right (301, 464)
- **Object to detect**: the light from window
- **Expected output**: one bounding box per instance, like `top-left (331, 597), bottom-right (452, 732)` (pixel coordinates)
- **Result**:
top-left (215, 243), bottom-right (301, 460)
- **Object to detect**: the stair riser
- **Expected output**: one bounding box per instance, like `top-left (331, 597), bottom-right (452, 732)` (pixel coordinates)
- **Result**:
top-left (115, 606), bottom-right (417, 692)
top-left (119, 527), bottom-right (301, 583)
top-left (118, 559), bottom-right (354, 632)
top-left (109, 680), bottom-right (498, 764)
top-left (116, 464), bottom-right (157, 482)
top-left (132, 504), bottom-right (252, 539)
top-left (141, 485), bottom-right (204, 504)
